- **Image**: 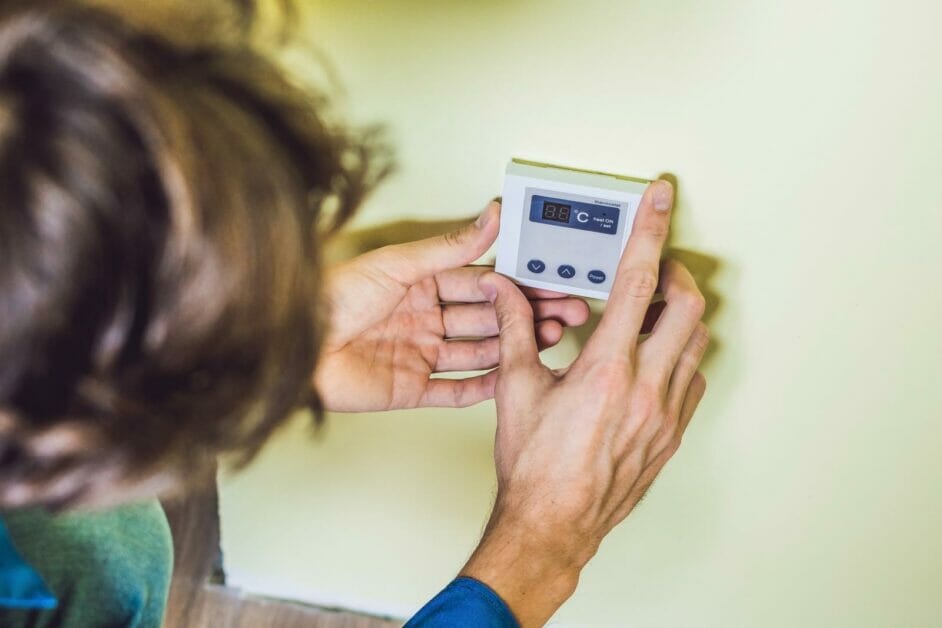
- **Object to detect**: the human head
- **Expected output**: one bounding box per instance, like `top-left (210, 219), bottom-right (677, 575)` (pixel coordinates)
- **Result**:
top-left (0, 0), bottom-right (386, 508)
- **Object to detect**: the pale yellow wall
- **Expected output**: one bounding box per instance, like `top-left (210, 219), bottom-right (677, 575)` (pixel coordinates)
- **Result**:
top-left (219, 1), bottom-right (942, 625)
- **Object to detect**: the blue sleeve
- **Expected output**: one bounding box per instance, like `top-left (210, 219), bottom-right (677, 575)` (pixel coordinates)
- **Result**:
top-left (0, 518), bottom-right (56, 610)
top-left (405, 577), bottom-right (519, 627)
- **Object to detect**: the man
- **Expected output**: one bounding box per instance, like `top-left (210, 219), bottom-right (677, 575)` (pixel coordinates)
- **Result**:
top-left (0, 1), bottom-right (707, 626)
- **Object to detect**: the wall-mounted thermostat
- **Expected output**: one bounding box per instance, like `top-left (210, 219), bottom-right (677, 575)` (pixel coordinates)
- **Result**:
top-left (495, 158), bottom-right (651, 300)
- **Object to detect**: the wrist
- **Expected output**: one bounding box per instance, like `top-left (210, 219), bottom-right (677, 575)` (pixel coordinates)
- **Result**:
top-left (459, 507), bottom-right (591, 627)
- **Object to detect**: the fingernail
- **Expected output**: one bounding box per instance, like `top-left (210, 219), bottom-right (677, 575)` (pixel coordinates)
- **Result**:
top-left (653, 181), bottom-right (673, 212)
top-left (475, 205), bottom-right (493, 228)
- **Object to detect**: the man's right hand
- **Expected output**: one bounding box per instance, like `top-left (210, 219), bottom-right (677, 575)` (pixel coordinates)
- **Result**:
top-left (461, 180), bottom-right (709, 627)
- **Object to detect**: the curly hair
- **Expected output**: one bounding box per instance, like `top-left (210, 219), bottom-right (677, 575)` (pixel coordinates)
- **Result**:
top-left (0, 0), bottom-right (388, 508)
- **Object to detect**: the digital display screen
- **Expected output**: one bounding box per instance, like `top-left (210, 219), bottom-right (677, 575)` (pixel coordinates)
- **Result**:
top-left (529, 193), bottom-right (621, 236)
top-left (542, 201), bottom-right (571, 223)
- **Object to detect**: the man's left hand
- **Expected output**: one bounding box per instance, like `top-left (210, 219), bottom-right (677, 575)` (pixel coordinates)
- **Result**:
top-left (314, 201), bottom-right (590, 412)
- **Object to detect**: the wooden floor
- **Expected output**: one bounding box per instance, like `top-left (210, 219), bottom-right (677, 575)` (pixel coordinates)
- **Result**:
top-left (160, 468), bottom-right (400, 628)
top-left (166, 584), bottom-right (400, 628)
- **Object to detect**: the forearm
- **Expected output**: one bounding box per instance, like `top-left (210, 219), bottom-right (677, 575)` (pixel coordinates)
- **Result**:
top-left (459, 509), bottom-right (589, 627)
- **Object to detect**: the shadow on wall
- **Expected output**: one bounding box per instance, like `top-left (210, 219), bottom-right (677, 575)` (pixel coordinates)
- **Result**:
top-left (663, 172), bottom-right (722, 369)
top-left (330, 178), bottom-right (725, 374)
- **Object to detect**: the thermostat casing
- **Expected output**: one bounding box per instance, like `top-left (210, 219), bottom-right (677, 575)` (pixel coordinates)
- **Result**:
top-left (495, 159), bottom-right (650, 300)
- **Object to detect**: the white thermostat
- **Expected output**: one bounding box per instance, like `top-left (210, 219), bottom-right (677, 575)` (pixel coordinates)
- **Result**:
top-left (495, 158), bottom-right (650, 300)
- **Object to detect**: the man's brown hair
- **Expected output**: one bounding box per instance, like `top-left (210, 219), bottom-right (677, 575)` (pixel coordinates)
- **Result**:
top-left (0, 0), bottom-right (387, 508)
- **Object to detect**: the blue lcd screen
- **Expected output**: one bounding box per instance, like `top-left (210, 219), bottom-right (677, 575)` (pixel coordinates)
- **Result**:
top-left (529, 195), bottom-right (620, 235)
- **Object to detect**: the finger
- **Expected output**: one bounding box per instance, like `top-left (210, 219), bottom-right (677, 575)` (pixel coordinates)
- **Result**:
top-left (676, 371), bottom-right (706, 437)
top-left (638, 260), bottom-right (706, 373)
top-left (442, 298), bottom-right (589, 338)
top-left (419, 369), bottom-right (499, 407)
top-left (367, 201), bottom-right (500, 286)
top-left (436, 320), bottom-right (564, 372)
top-left (649, 339), bottom-right (708, 461)
top-left (477, 272), bottom-right (541, 373)
top-left (435, 265), bottom-right (575, 302)
top-left (665, 323), bottom-right (710, 412)
top-left (605, 372), bottom-right (706, 531)
top-left (536, 319), bottom-right (565, 348)
top-left (583, 180), bottom-right (674, 359)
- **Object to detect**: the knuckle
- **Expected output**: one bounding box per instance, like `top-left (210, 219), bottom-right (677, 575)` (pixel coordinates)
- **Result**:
top-left (499, 307), bottom-right (532, 333)
top-left (580, 359), bottom-right (632, 405)
top-left (680, 291), bottom-right (707, 320)
top-left (643, 219), bottom-right (670, 240)
top-left (494, 284), bottom-right (531, 318)
top-left (497, 309), bottom-right (520, 331)
top-left (631, 381), bottom-right (662, 419)
top-left (443, 224), bottom-right (472, 248)
top-left (620, 267), bottom-right (659, 299)
top-left (591, 360), bottom-right (631, 393)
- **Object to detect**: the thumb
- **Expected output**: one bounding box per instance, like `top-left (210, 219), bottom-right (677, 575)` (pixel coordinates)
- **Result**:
top-left (478, 272), bottom-right (541, 373)
top-left (377, 201), bottom-right (500, 284)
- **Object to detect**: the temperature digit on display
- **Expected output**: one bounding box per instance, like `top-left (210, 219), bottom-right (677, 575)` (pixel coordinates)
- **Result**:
top-left (541, 202), bottom-right (572, 223)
